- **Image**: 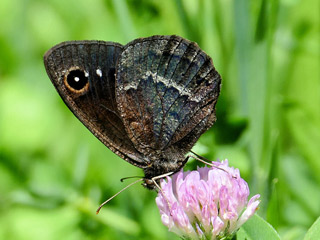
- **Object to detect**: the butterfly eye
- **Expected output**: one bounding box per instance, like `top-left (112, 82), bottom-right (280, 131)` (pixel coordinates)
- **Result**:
top-left (65, 69), bottom-right (89, 93)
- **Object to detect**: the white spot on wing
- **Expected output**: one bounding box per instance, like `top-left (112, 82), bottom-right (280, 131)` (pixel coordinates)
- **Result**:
top-left (96, 69), bottom-right (102, 77)
top-left (84, 71), bottom-right (89, 77)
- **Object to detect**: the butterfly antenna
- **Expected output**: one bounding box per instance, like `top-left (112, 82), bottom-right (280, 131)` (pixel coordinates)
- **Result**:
top-left (96, 178), bottom-right (144, 214)
top-left (120, 176), bottom-right (144, 182)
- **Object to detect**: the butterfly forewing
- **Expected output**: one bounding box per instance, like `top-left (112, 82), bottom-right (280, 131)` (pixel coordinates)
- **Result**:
top-left (44, 41), bottom-right (146, 167)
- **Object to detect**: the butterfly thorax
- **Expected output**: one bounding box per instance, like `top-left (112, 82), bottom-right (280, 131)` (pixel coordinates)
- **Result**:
top-left (142, 153), bottom-right (188, 190)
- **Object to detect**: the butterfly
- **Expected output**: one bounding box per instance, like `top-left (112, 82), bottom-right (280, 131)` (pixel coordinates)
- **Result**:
top-left (44, 35), bottom-right (221, 189)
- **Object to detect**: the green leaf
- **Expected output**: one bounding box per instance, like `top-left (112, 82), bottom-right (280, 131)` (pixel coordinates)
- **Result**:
top-left (237, 214), bottom-right (280, 240)
top-left (304, 217), bottom-right (320, 240)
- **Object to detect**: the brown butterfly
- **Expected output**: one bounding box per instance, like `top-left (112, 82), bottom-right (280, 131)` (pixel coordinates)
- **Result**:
top-left (44, 35), bottom-right (221, 190)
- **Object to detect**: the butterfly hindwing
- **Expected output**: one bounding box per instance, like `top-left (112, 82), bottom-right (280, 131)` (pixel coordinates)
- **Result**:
top-left (116, 35), bottom-right (221, 157)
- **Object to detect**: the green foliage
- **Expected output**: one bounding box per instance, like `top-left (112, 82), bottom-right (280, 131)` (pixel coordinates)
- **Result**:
top-left (304, 217), bottom-right (320, 240)
top-left (237, 214), bottom-right (281, 240)
top-left (0, 0), bottom-right (319, 239)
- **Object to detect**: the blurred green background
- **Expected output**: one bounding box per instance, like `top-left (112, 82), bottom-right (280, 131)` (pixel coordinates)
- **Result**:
top-left (0, 0), bottom-right (319, 239)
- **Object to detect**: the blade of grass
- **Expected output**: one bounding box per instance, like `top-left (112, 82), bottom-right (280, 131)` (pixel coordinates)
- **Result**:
top-left (112, 0), bottom-right (136, 41)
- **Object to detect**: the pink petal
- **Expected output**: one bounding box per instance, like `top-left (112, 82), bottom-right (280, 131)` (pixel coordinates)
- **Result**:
top-left (236, 194), bottom-right (261, 229)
